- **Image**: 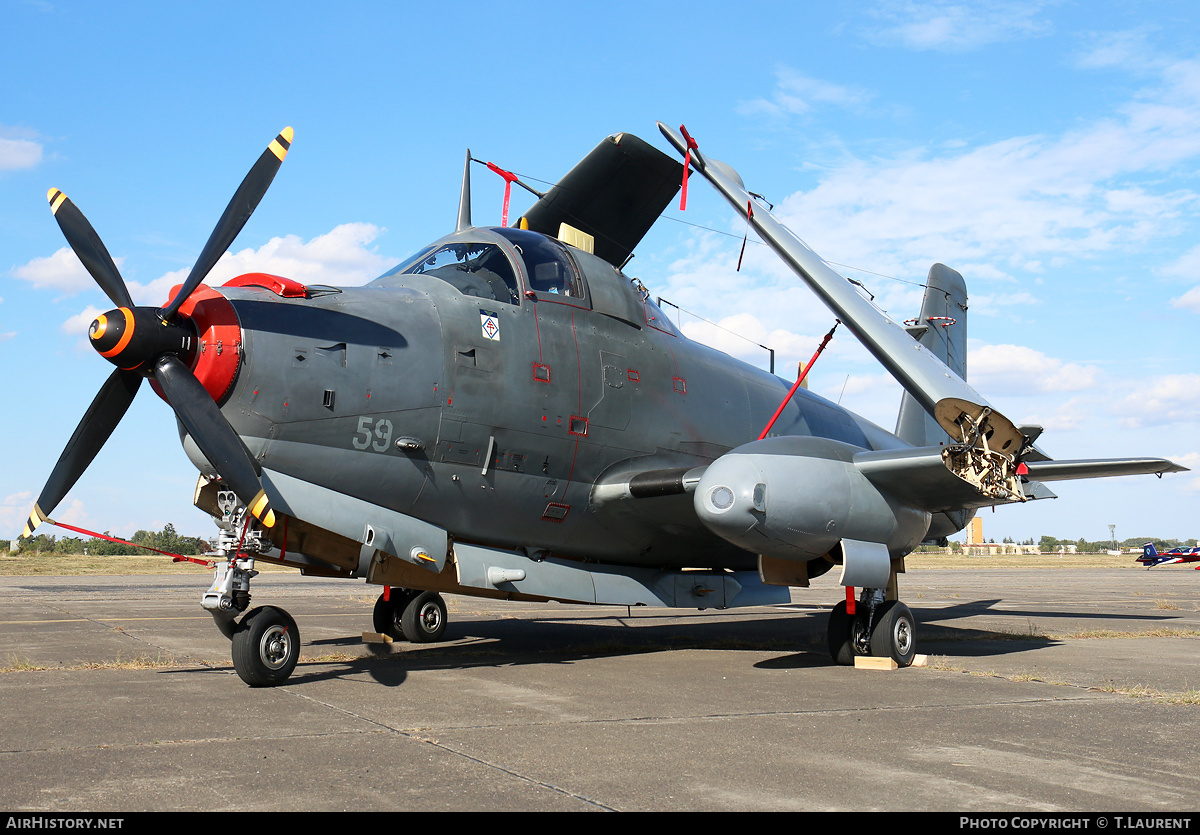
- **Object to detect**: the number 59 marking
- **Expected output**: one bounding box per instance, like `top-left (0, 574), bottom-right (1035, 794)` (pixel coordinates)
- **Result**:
top-left (352, 416), bottom-right (393, 452)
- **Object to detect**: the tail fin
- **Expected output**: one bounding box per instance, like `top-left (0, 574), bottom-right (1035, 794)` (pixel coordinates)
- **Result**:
top-left (1137, 542), bottom-right (1159, 565)
top-left (895, 263), bottom-right (968, 447)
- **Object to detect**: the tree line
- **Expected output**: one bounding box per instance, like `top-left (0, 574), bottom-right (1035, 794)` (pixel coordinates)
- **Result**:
top-left (14, 523), bottom-right (207, 556)
top-left (922, 535), bottom-right (1199, 553)
top-left (1038, 536), bottom-right (1197, 552)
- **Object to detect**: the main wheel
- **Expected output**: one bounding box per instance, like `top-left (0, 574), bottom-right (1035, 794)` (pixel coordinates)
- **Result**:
top-left (401, 591), bottom-right (447, 643)
top-left (232, 606), bottom-right (300, 687)
top-left (827, 600), bottom-right (855, 665)
top-left (869, 600), bottom-right (916, 667)
top-left (372, 589), bottom-right (414, 641)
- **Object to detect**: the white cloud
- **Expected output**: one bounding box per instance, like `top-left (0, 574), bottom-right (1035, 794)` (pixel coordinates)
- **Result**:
top-left (679, 313), bottom-right (815, 374)
top-left (1075, 27), bottom-right (1161, 72)
top-left (36, 223), bottom-right (399, 336)
top-left (11, 247), bottom-right (103, 296)
top-left (23, 223), bottom-right (395, 308)
top-left (60, 305), bottom-right (104, 350)
top-left (0, 491), bottom-right (34, 539)
top-left (1172, 285), bottom-right (1200, 312)
top-left (1163, 452), bottom-right (1200, 494)
top-left (772, 124), bottom-right (1198, 278)
top-left (128, 222), bottom-right (396, 306)
top-left (733, 50), bottom-right (1200, 284)
top-left (969, 291), bottom-right (1041, 318)
top-left (969, 343), bottom-right (1101, 395)
top-left (865, 1), bottom-right (1054, 53)
top-left (827, 373), bottom-right (905, 429)
top-left (0, 126), bottom-right (43, 171)
top-left (1163, 245), bottom-right (1200, 311)
top-left (738, 68), bottom-right (875, 119)
top-left (1113, 374), bottom-right (1200, 428)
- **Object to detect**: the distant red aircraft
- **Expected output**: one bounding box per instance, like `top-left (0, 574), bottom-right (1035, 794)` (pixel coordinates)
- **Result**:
top-left (1137, 543), bottom-right (1200, 568)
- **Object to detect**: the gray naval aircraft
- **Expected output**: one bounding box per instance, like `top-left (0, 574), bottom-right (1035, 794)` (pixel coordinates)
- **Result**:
top-left (23, 123), bottom-right (1186, 685)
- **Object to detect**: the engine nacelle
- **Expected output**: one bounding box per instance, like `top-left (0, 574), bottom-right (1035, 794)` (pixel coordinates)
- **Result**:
top-left (694, 436), bottom-right (930, 563)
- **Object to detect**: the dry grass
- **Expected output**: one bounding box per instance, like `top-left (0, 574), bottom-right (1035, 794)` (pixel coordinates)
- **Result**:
top-left (1050, 627), bottom-right (1200, 639)
top-left (904, 551), bottom-right (1139, 570)
top-left (1089, 683), bottom-right (1200, 706)
top-left (924, 657), bottom-right (1200, 704)
top-left (0, 652), bottom-right (180, 672)
top-left (0, 552), bottom-right (295, 576)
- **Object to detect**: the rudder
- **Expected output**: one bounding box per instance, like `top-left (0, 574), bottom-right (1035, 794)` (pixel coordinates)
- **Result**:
top-left (895, 263), bottom-right (968, 447)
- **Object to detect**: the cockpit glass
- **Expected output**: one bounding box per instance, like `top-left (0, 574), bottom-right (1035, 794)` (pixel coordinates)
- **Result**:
top-left (385, 242), bottom-right (521, 305)
top-left (642, 295), bottom-right (679, 336)
top-left (493, 228), bottom-right (584, 298)
top-left (375, 245), bottom-right (435, 281)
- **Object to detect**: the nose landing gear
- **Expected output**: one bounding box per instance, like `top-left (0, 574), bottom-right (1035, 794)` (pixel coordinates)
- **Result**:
top-left (202, 491), bottom-right (302, 687)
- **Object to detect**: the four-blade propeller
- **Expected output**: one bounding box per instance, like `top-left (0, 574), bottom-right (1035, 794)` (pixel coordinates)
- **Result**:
top-left (22, 128), bottom-right (291, 538)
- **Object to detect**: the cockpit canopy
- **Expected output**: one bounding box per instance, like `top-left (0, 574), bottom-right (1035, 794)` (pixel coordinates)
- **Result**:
top-left (374, 227), bottom-right (584, 306)
top-left (372, 226), bottom-right (676, 334)
top-left (493, 228), bottom-right (583, 298)
top-left (396, 241), bottom-right (522, 305)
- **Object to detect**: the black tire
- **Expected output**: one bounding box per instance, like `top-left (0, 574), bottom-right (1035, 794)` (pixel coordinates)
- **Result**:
top-left (401, 591), bottom-right (447, 643)
top-left (372, 589), bottom-right (412, 641)
top-left (827, 600), bottom-right (855, 665)
top-left (869, 600), bottom-right (916, 667)
top-left (232, 606), bottom-right (300, 687)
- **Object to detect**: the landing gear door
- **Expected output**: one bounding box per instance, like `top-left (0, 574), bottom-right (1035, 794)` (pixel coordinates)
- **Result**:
top-left (260, 469), bottom-right (448, 574)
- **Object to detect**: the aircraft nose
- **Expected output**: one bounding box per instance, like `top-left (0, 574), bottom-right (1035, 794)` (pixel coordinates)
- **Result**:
top-left (88, 306), bottom-right (195, 372)
top-left (695, 455), bottom-right (765, 537)
top-left (89, 307), bottom-right (133, 358)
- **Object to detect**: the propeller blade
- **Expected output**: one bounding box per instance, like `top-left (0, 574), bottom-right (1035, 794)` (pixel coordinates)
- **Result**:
top-left (46, 188), bottom-right (134, 309)
top-left (152, 354), bottom-right (276, 527)
top-left (22, 368), bottom-right (142, 537)
top-left (161, 127), bottom-right (293, 320)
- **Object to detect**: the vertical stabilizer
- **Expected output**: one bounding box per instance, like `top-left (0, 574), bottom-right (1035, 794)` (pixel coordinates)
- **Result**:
top-left (895, 264), bottom-right (968, 447)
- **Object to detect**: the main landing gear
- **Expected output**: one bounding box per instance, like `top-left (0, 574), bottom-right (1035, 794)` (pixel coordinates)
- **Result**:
top-left (827, 587), bottom-right (916, 667)
top-left (373, 588), bottom-right (448, 643)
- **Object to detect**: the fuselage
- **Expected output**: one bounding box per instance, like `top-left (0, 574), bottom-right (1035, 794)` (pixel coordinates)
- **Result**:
top-left (182, 226), bottom-right (917, 570)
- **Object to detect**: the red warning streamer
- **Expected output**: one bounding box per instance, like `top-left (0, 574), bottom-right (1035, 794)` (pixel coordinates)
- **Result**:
top-left (31, 518), bottom-right (215, 567)
top-left (486, 161), bottom-right (519, 227)
top-left (757, 320), bottom-right (841, 440)
top-left (678, 125), bottom-right (698, 211)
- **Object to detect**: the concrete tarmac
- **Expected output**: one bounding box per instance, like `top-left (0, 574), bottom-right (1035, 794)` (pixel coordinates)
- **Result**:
top-left (1, 566), bottom-right (1198, 812)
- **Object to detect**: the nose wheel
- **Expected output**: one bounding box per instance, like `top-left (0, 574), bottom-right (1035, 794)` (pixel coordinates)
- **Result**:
top-left (232, 605), bottom-right (300, 687)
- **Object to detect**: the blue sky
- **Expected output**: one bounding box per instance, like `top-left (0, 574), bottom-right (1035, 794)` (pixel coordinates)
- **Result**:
top-left (3, 0), bottom-right (1199, 547)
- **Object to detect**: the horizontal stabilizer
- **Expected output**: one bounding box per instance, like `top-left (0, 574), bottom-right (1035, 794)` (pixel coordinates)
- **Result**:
top-left (853, 445), bottom-right (1020, 512)
top-left (853, 447), bottom-right (1184, 511)
top-left (1022, 458), bottom-right (1187, 482)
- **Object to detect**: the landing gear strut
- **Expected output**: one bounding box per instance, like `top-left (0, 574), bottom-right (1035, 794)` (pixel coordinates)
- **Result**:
top-left (202, 490), bottom-right (301, 687)
top-left (827, 587), bottom-right (916, 667)
top-left (373, 588), bottom-right (448, 643)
